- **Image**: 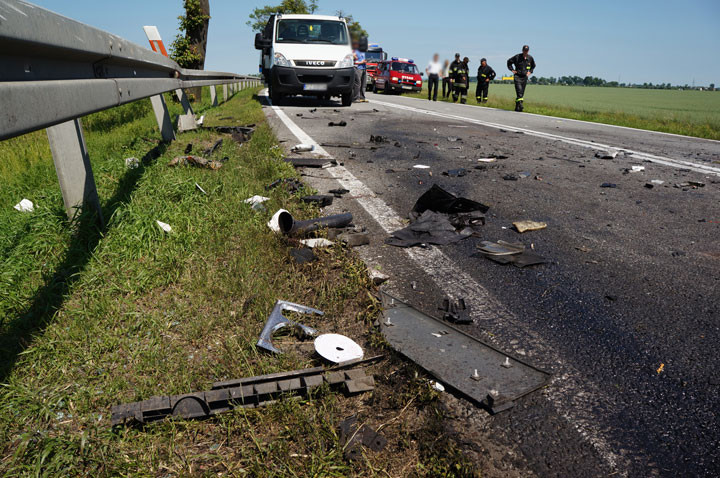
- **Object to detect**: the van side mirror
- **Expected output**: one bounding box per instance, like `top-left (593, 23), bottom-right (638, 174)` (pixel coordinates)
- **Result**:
top-left (358, 36), bottom-right (368, 52)
top-left (255, 33), bottom-right (270, 50)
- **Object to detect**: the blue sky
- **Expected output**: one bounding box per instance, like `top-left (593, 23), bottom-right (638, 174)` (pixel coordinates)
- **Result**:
top-left (31, 0), bottom-right (720, 86)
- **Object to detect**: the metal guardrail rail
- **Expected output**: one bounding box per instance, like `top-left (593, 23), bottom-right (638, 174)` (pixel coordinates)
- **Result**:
top-left (0, 0), bottom-right (261, 222)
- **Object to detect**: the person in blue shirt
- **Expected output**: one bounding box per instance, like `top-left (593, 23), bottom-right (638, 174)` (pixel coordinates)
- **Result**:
top-left (352, 39), bottom-right (367, 103)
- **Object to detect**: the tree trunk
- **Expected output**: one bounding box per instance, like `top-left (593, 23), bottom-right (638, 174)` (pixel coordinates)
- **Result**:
top-left (189, 0), bottom-right (210, 101)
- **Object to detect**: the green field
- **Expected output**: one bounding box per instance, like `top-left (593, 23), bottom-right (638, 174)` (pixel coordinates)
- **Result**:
top-left (410, 84), bottom-right (720, 140)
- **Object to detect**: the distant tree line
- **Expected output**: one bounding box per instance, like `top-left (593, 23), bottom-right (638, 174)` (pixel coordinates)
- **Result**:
top-left (492, 75), bottom-right (716, 90)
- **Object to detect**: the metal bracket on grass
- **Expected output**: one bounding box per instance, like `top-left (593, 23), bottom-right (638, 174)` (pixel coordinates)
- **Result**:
top-left (380, 292), bottom-right (550, 413)
top-left (257, 300), bottom-right (323, 354)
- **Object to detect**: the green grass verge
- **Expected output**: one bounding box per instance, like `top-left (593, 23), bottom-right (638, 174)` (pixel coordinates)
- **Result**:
top-left (0, 88), bottom-right (475, 476)
top-left (407, 83), bottom-right (720, 140)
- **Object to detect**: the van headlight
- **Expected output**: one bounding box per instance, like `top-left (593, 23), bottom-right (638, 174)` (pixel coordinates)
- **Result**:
top-left (274, 52), bottom-right (290, 67)
top-left (338, 54), bottom-right (354, 68)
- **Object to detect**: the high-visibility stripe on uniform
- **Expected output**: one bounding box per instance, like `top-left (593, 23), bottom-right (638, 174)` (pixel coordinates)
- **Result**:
top-left (143, 26), bottom-right (169, 57)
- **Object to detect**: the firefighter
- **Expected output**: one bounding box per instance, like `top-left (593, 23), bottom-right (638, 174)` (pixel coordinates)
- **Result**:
top-left (507, 45), bottom-right (536, 111)
top-left (475, 58), bottom-right (496, 103)
top-left (450, 54), bottom-right (469, 104)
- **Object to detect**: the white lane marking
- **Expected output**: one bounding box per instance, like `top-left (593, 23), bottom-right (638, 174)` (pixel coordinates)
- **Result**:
top-left (370, 98), bottom-right (720, 177)
top-left (265, 92), bottom-right (628, 475)
top-left (397, 93), bottom-right (720, 143)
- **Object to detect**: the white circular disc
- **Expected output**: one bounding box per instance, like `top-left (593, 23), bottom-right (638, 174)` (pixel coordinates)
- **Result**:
top-left (314, 334), bottom-right (364, 364)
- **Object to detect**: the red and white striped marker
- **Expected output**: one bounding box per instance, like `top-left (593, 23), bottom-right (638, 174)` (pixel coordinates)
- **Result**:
top-left (143, 26), bottom-right (168, 57)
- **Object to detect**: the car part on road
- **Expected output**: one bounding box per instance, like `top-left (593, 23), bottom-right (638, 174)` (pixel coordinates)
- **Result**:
top-left (301, 195), bottom-right (334, 207)
top-left (443, 168), bottom-right (467, 177)
top-left (601, 183), bottom-right (617, 188)
top-left (291, 144), bottom-right (314, 153)
top-left (439, 298), bottom-right (472, 324)
top-left (477, 158), bottom-right (497, 163)
top-left (595, 150), bottom-right (618, 159)
top-left (329, 188), bottom-right (350, 197)
top-left (315, 334), bottom-right (364, 364)
top-left (410, 184), bottom-right (489, 219)
top-left (290, 247), bottom-right (316, 264)
top-left (338, 415), bottom-right (387, 461)
top-left (413, 164), bottom-right (431, 169)
top-left (380, 293), bottom-right (550, 413)
top-left (272, 210), bottom-right (354, 236)
top-left (447, 136), bottom-right (462, 142)
top-left (338, 230), bottom-right (370, 247)
top-left (513, 220), bottom-right (547, 233)
top-left (111, 365), bottom-right (375, 426)
top-left (674, 181), bottom-right (705, 188)
top-left (257, 300), bottom-right (322, 354)
top-left (328, 121), bottom-right (347, 127)
top-left (386, 210), bottom-right (473, 248)
top-left (503, 173), bottom-right (518, 181)
top-left (285, 157), bottom-right (333, 168)
top-left (474, 241), bottom-right (546, 268)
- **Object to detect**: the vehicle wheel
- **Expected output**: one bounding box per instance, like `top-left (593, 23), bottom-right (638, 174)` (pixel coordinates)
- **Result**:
top-left (341, 93), bottom-right (353, 107)
top-left (383, 85), bottom-right (391, 95)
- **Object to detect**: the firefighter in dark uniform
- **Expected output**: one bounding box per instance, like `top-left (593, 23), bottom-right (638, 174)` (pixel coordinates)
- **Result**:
top-left (507, 45), bottom-right (536, 111)
top-left (450, 54), bottom-right (470, 104)
top-left (475, 58), bottom-right (496, 103)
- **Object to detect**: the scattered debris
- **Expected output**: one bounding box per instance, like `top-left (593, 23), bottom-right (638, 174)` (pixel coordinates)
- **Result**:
top-left (442, 168), bottom-right (467, 177)
top-left (285, 157), bottom-right (333, 168)
top-left (447, 136), bottom-right (462, 142)
top-left (380, 293), bottom-right (550, 413)
top-left (432, 381), bottom-right (446, 392)
top-left (601, 183), bottom-right (617, 188)
top-left (197, 115), bottom-right (204, 126)
top-left (575, 245), bottom-right (592, 253)
top-left (413, 164), bottom-right (431, 169)
top-left (309, 108), bottom-right (317, 113)
top-left (631, 165), bottom-right (645, 173)
top-left (204, 125), bottom-right (255, 143)
top-left (338, 230), bottom-right (370, 247)
top-left (595, 150), bottom-right (618, 159)
top-left (291, 144), bottom-right (315, 153)
top-left (271, 210), bottom-right (354, 236)
top-left (267, 209), bottom-right (290, 233)
top-left (156, 220), bottom-right (172, 233)
top-left (112, 363), bottom-right (375, 426)
top-left (13, 199), bottom-right (34, 213)
top-left (513, 220), bottom-right (547, 233)
top-left (290, 247), bottom-right (316, 264)
top-left (301, 195), bottom-right (334, 207)
top-left (328, 121), bottom-right (347, 127)
top-left (257, 300), bottom-right (322, 354)
top-left (369, 134), bottom-right (387, 143)
top-left (315, 334), bottom-right (364, 364)
top-left (439, 298), bottom-right (472, 324)
top-left (476, 157), bottom-right (497, 162)
top-left (368, 268), bottom-right (389, 285)
top-left (475, 241), bottom-right (545, 268)
top-left (386, 210), bottom-right (473, 247)
top-left (329, 188), bottom-right (350, 197)
top-left (203, 139), bottom-right (223, 156)
top-left (657, 363), bottom-right (665, 374)
top-left (177, 114), bottom-right (197, 132)
top-left (338, 415), bottom-right (387, 461)
top-left (243, 195), bottom-right (270, 211)
top-left (168, 155), bottom-right (224, 170)
top-left (644, 182), bottom-right (655, 189)
top-left (266, 178), bottom-right (303, 193)
top-left (300, 238), bottom-right (335, 248)
top-left (125, 157), bottom-right (139, 169)
top-left (410, 184), bottom-right (489, 218)
top-left (184, 143), bottom-right (193, 154)
top-left (518, 171), bottom-right (531, 179)
top-left (503, 174), bottom-right (518, 181)
top-left (650, 179), bottom-right (665, 185)
top-left (195, 183), bottom-right (207, 195)
top-left (674, 181), bottom-right (705, 189)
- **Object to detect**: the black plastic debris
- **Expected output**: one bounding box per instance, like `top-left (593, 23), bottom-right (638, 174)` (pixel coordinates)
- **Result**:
top-left (184, 143), bottom-right (193, 154)
top-left (439, 298), bottom-right (472, 324)
top-left (443, 168), bottom-right (467, 177)
top-left (369, 134), bottom-right (387, 143)
top-left (285, 157), bottom-right (333, 168)
top-left (266, 178), bottom-right (304, 193)
top-left (204, 125), bottom-right (255, 143)
top-left (386, 210), bottom-right (473, 247)
top-left (301, 195), bottom-right (334, 207)
top-left (474, 241), bottom-right (545, 268)
top-left (276, 211), bottom-right (354, 236)
top-left (329, 188), bottom-right (350, 197)
top-left (328, 121), bottom-right (347, 127)
top-left (448, 211), bottom-right (486, 230)
top-left (601, 183), bottom-right (617, 188)
top-left (503, 174), bottom-right (518, 181)
top-left (310, 108), bottom-right (317, 113)
top-left (338, 230), bottom-right (370, 247)
top-left (290, 247), bottom-right (316, 264)
top-left (674, 181), bottom-right (705, 189)
top-left (203, 138), bottom-right (223, 156)
top-left (410, 184), bottom-right (489, 219)
top-left (339, 415), bottom-right (387, 461)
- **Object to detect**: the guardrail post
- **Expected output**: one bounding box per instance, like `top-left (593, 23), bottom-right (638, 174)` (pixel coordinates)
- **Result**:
top-left (150, 94), bottom-right (175, 142)
top-left (46, 119), bottom-right (104, 225)
top-left (223, 84), bottom-right (228, 102)
top-left (210, 85), bottom-right (218, 106)
top-left (176, 88), bottom-right (194, 115)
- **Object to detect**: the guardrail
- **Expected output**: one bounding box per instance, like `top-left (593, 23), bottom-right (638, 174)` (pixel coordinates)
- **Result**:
top-left (0, 0), bottom-right (261, 224)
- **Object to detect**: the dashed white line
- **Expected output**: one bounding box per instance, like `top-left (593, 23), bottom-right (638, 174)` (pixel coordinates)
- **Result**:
top-left (265, 93), bottom-right (628, 475)
top-left (370, 98), bottom-right (720, 177)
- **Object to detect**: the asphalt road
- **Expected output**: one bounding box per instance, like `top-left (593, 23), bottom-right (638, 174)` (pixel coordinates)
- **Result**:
top-left (263, 91), bottom-right (720, 477)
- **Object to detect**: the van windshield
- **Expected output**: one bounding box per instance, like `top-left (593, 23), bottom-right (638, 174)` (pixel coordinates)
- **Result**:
top-left (392, 62), bottom-right (419, 74)
top-left (276, 19), bottom-right (349, 45)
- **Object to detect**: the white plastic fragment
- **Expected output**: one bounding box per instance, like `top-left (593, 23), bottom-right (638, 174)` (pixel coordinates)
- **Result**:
top-left (267, 209), bottom-right (289, 232)
top-left (197, 115), bottom-right (205, 125)
top-left (413, 164), bottom-right (430, 169)
top-left (631, 165), bottom-right (645, 172)
top-left (476, 158), bottom-right (497, 163)
top-left (291, 144), bottom-right (314, 152)
top-left (300, 238), bottom-right (334, 248)
top-left (244, 195), bottom-right (270, 206)
top-left (195, 182), bottom-right (207, 195)
top-left (650, 179), bottom-right (665, 185)
top-left (14, 199), bottom-right (34, 213)
top-left (125, 157), bottom-right (139, 169)
top-left (432, 381), bottom-right (445, 392)
top-left (314, 333), bottom-right (364, 364)
top-left (156, 220), bottom-right (172, 233)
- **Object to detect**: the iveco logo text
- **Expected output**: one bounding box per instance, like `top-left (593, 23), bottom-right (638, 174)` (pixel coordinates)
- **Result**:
top-left (307, 61), bottom-right (325, 66)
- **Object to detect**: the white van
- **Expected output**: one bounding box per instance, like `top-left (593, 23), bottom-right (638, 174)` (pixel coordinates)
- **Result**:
top-left (255, 14), bottom-right (355, 106)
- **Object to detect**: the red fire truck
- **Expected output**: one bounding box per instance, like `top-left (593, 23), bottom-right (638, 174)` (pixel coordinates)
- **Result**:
top-left (364, 43), bottom-right (387, 91)
top-left (372, 58), bottom-right (423, 94)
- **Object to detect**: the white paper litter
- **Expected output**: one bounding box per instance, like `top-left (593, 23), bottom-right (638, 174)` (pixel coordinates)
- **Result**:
top-left (244, 195), bottom-right (270, 206)
top-left (291, 144), bottom-right (314, 152)
top-left (267, 209), bottom-right (289, 232)
top-left (477, 158), bottom-right (497, 163)
top-left (14, 199), bottom-right (34, 213)
top-left (314, 334), bottom-right (364, 364)
top-left (413, 164), bottom-right (430, 169)
top-left (300, 238), bottom-right (334, 248)
top-left (156, 220), bottom-right (172, 233)
top-left (631, 165), bottom-right (645, 172)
